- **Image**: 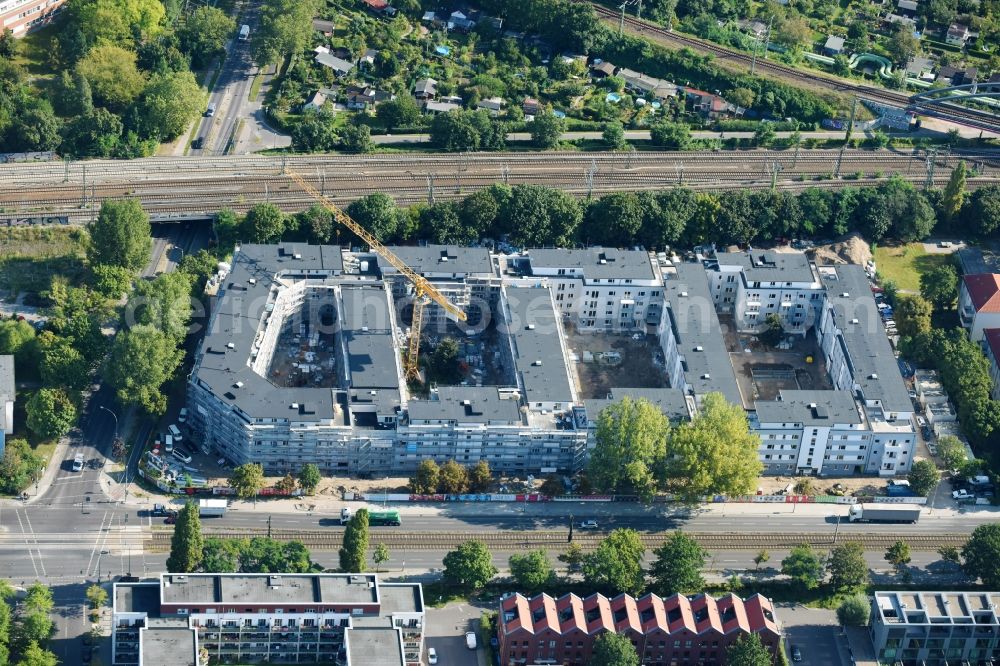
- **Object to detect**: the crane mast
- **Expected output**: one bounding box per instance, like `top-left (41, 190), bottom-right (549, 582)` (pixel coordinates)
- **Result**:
top-left (286, 170), bottom-right (467, 380)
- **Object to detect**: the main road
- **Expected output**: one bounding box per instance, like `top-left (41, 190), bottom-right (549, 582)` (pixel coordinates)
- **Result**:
top-left (4, 148), bottom-right (1000, 224)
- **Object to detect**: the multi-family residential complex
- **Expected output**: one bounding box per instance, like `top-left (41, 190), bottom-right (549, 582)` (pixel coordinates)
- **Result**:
top-left (187, 243), bottom-right (914, 479)
top-left (112, 573), bottom-right (424, 666)
top-left (497, 591), bottom-right (781, 666)
top-left (0, 0), bottom-right (63, 36)
top-left (0, 355), bottom-right (13, 446)
top-left (869, 590), bottom-right (1000, 665)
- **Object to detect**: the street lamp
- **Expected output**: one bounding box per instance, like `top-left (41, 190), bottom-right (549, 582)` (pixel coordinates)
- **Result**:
top-left (99, 405), bottom-right (119, 441)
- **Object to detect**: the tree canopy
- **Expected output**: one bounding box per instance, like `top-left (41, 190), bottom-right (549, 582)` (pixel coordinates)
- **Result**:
top-left (962, 523), bottom-right (1000, 587)
top-left (88, 198), bottom-right (152, 273)
top-left (649, 532), bottom-right (707, 596)
top-left (443, 540), bottom-right (498, 589)
top-left (582, 529), bottom-right (646, 596)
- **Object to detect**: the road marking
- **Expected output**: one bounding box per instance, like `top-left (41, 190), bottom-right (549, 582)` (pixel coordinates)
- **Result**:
top-left (14, 510), bottom-right (39, 578)
top-left (84, 511), bottom-right (110, 578)
top-left (21, 509), bottom-right (46, 577)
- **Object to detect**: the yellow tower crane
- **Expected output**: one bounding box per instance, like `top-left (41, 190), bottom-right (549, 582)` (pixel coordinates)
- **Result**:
top-left (286, 170), bottom-right (468, 380)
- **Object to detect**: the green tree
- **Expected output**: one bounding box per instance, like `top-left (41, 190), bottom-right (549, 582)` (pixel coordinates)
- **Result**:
top-left (131, 270), bottom-right (193, 342)
top-left (650, 121), bottom-right (691, 149)
top-left (0, 318), bottom-right (36, 360)
top-left (885, 540), bottom-right (912, 575)
top-left (200, 537), bottom-right (241, 572)
top-left (298, 463), bottom-right (321, 494)
top-left (583, 192), bottom-right (644, 247)
top-left (781, 544), bottom-right (824, 590)
top-left (590, 631), bottom-right (639, 666)
top-left (459, 184), bottom-right (508, 239)
top-left (887, 23), bottom-right (919, 64)
top-left (559, 543), bottom-right (585, 572)
top-left (968, 185), bottom-right (1000, 237)
top-left (438, 459), bottom-right (470, 494)
top-left (759, 313), bottom-right (784, 347)
top-left (409, 459), bottom-right (440, 494)
top-left (588, 397), bottom-right (669, 501)
top-left (134, 71), bottom-right (204, 141)
top-left (61, 107), bottom-right (124, 158)
top-left (500, 185), bottom-right (582, 247)
top-left (920, 264), bottom-right (959, 310)
top-left (726, 633), bottom-right (771, 666)
top-left (85, 584), bottom-right (108, 610)
top-left (346, 193), bottom-right (400, 242)
top-left (894, 295), bottom-right (932, 338)
top-left (339, 508), bottom-right (369, 572)
top-left (754, 549), bottom-right (770, 570)
top-left (602, 120), bottom-right (628, 150)
top-left (88, 198), bottom-right (152, 273)
top-left (582, 529), bottom-right (646, 595)
top-left (936, 435), bottom-right (968, 470)
top-left (962, 523), bottom-right (1000, 589)
top-left (430, 110), bottom-right (482, 152)
top-left (937, 545), bottom-right (961, 564)
top-left (291, 107), bottom-right (339, 152)
top-left (529, 112), bottom-right (565, 149)
top-left (752, 122), bottom-right (776, 147)
top-left (509, 549), bottom-right (555, 592)
top-left (339, 124), bottom-right (373, 153)
top-left (377, 95), bottom-right (422, 130)
top-left (105, 324), bottom-right (183, 415)
top-left (443, 539), bottom-right (497, 589)
top-left (665, 392), bottom-right (762, 503)
top-left (373, 543), bottom-right (390, 573)
top-left (68, 0), bottom-right (165, 46)
top-left (649, 532), bottom-right (707, 595)
top-left (229, 463), bottom-right (265, 500)
top-left (245, 202), bottom-right (285, 243)
top-left (91, 264), bottom-right (133, 299)
top-left (178, 6), bottom-right (236, 67)
top-left (469, 460), bottom-right (492, 492)
top-left (10, 106), bottom-right (61, 152)
top-left (25, 389), bottom-right (77, 440)
top-left (76, 44), bottom-right (147, 109)
top-left (827, 541), bottom-right (869, 590)
top-left (837, 593), bottom-right (870, 626)
top-left (166, 502), bottom-right (204, 573)
top-left (250, 0), bottom-right (315, 65)
top-left (276, 473), bottom-right (296, 494)
top-left (942, 161), bottom-right (967, 223)
top-left (0, 439), bottom-right (44, 495)
top-left (37, 334), bottom-right (89, 390)
top-left (907, 459), bottom-right (940, 496)
top-left (16, 642), bottom-right (57, 666)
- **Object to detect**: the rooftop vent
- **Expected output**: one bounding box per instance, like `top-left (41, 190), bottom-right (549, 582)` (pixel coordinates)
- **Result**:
top-left (599, 259), bottom-right (607, 265)
top-left (808, 403), bottom-right (817, 408)
top-left (526, 324), bottom-right (535, 330)
top-left (294, 253), bottom-right (302, 260)
top-left (249, 278), bottom-right (257, 285)
top-left (841, 292), bottom-right (850, 297)
top-left (226, 342), bottom-right (235, 350)
top-left (291, 403), bottom-right (299, 409)
top-left (532, 360), bottom-right (543, 366)
top-left (695, 345), bottom-right (704, 351)
top-left (361, 326), bottom-right (369, 333)
top-left (869, 373), bottom-right (879, 380)
top-left (268, 576), bottom-right (282, 587)
top-left (440, 256), bottom-right (449, 262)
top-left (462, 399), bottom-right (471, 406)
top-left (172, 575), bottom-right (187, 584)
top-left (702, 373), bottom-right (711, 379)
top-left (680, 291), bottom-right (689, 297)
top-left (850, 318), bottom-right (859, 324)
top-left (234, 381), bottom-right (244, 389)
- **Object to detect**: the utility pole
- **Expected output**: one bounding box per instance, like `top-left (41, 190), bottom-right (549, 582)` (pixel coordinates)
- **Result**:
top-left (793, 143), bottom-right (800, 169)
top-left (501, 164), bottom-right (510, 185)
top-left (81, 164), bottom-right (87, 209)
top-left (585, 160), bottom-right (597, 199)
top-left (281, 155), bottom-right (287, 175)
top-left (770, 161), bottom-right (783, 191)
top-left (618, 0), bottom-right (630, 36)
top-left (925, 148), bottom-right (938, 190)
top-left (426, 173), bottom-right (435, 204)
top-left (845, 96), bottom-right (858, 143)
top-left (636, 0), bottom-right (643, 19)
top-left (762, 14), bottom-right (774, 60)
top-left (267, 515), bottom-right (272, 539)
top-left (676, 162), bottom-right (684, 185)
top-left (63, 157), bottom-right (69, 183)
top-left (321, 169), bottom-right (326, 197)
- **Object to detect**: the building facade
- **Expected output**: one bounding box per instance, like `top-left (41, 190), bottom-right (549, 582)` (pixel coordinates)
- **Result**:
top-left (870, 591), bottom-right (1000, 665)
top-left (498, 591), bottom-right (781, 666)
top-left (0, 0), bottom-right (63, 36)
top-left (959, 273), bottom-right (1000, 342)
top-left (112, 573), bottom-right (424, 666)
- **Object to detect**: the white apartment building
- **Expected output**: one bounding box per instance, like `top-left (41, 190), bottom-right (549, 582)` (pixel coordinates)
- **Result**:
top-left (0, 0), bottom-right (63, 36)
top-left (712, 251), bottom-right (824, 333)
top-left (959, 273), bottom-right (1000, 342)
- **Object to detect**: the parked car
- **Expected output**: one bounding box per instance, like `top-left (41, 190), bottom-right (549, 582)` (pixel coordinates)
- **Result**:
top-left (579, 520), bottom-right (599, 530)
top-left (164, 515), bottom-right (177, 524)
top-left (465, 632), bottom-right (477, 650)
top-left (172, 449), bottom-right (193, 464)
top-left (178, 408), bottom-right (188, 423)
top-left (953, 489), bottom-right (973, 501)
top-left (791, 645), bottom-right (802, 662)
top-left (427, 648), bottom-right (438, 664)
top-left (167, 423), bottom-right (183, 440)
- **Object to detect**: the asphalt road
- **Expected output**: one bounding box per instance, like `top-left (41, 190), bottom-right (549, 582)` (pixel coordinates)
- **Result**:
top-left (190, 1), bottom-right (260, 156)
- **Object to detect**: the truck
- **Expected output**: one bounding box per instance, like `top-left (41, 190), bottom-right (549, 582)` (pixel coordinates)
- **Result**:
top-left (198, 499), bottom-right (228, 517)
top-left (847, 504), bottom-right (921, 523)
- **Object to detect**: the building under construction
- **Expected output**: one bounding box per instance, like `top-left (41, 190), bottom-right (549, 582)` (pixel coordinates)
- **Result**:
top-left (187, 243), bottom-right (915, 478)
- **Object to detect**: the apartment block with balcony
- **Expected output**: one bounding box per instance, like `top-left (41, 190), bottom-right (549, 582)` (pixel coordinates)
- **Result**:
top-left (0, 0), bottom-right (64, 36)
top-left (959, 273), bottom-right (1000, 342)
top-left (112, 573), bottom-right (425, 666)
top-left (713, 251), bottom-right (824, 334)
top-left (870, 591), bottom-right (1000, 665)
top-left (498, 591), bottom-right (781, 666)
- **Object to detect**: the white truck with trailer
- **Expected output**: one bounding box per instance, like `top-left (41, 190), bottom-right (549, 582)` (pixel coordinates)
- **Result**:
top-left (847, 503), bottom-right (921, 523)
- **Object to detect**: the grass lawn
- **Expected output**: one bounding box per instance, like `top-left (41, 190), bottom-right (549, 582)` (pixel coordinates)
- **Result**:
top-left (873, 242), bottom-right (952, 293)
top-left (0, 227), bottom-right (89, 297)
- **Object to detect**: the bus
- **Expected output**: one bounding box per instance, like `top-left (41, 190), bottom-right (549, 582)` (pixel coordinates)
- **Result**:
top-left (368, 510), bottom-right (401, 526)
top-left (239, 24), bottom-right (250, 41)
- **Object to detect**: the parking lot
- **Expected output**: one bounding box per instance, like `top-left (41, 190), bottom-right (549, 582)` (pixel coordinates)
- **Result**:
top-left (425, 602), bottom-right (489, 666)
top-left (779, 605), bottom-right (849, 666)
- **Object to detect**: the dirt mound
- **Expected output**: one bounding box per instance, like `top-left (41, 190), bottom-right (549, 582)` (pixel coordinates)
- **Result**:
top-left (807, 232), bottom-right (872, 266)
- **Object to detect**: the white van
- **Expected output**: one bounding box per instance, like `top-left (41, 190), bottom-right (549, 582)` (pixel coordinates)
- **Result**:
top-left (164, 434), bottom-right (175, 453)
top-left (239, 24), bottom-right (250, 41)
top-left (167, 424), bottom-right (183, 441)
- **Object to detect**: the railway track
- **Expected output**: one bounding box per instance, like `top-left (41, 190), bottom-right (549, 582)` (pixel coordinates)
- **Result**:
top-left (586, 3), bottom-right (1000, 132)
top-left (3, 149), bottom-right (998, 223)
top-left (144, 527), bottom-right (969, 553)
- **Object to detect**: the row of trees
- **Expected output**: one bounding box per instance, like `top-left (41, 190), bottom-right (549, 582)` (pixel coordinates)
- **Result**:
top-left (588, 394), bottom-right (762, 502)
top-left (0, 580), bottom-right (59, 666)
top-left (409, 459), bottom-right (493, 495)
top-left (221, 177), bottom-right (972, 260)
